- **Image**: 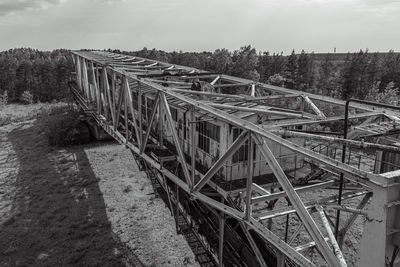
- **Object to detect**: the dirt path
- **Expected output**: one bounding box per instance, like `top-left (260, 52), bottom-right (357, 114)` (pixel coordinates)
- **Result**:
top-left (85, 143), bottom-right (198, 267)
top-left (0, 115), bottom-right (198, 266)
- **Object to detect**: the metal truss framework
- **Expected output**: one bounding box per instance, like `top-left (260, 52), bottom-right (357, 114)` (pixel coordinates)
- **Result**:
top-left (71, 50), bottom-right (400, 267)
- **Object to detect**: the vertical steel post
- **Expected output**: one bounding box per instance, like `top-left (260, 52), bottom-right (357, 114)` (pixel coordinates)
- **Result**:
top-left (190, 106), bottom-right (196, 185)
top-left (335, 99), bottom-right (400, 238)
top-left (218, 212), bottom-right (225, 267)
top-left (124, 96), bottom-right (128, 143)
top-left (175, 183), bottom-right (180, 234)
top-left (245, 132), bottom-right (254, 220)
top-left (138, 82), bottom-right (143, 151)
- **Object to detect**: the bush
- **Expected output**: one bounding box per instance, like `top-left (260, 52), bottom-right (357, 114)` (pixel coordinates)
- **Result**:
top-left (42, 106), bottom-right (90, 146)
top-left (0, 90), bottom-right (8, 110)
top-left (20, 91), bottom-right (33, 104)
top-left (0, 114), bottom-right (12, 126)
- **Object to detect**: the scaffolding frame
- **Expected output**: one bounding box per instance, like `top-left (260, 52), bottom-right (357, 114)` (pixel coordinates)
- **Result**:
top-left (71, 50), bottom-right (400, 267)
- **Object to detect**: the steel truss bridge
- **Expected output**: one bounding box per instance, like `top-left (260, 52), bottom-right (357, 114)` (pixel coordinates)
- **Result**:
top-left (71, 50), bottom-right (400, 267)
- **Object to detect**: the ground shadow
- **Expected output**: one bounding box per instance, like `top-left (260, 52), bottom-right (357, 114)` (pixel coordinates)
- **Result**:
top-left (0, 119), bottom-right (144, 267)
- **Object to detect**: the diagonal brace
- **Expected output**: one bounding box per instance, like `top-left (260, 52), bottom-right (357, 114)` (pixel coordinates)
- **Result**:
top-left (253, 134), bottom-right (342, 267)
top-left (140, 93), bottom-right (160, 154)
top-left (124, 78), bottom-right (141, 147)
top-left (160, 93), bottom-right (192, 188)
top-left (192, 130), bottom-right (248, 193)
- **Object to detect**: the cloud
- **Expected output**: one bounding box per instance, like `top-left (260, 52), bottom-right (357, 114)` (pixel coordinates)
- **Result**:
top-left (0, 0), bottom-right (66, 16)
top-left (361, 0), bottom-right (400, 5)
top-left (102, 0), bottom-right (126, 5)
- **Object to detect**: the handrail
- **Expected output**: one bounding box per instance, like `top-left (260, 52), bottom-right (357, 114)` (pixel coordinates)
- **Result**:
top-left (335, 99), bottom-right (400, 238)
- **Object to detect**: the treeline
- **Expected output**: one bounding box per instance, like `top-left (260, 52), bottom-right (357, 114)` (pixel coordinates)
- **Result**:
top-left (119, 46), bottom-right (400, 104)
top-left (0, 48), bottom-right (73, 103)
top-left (1, 46), bottom-right (400, 104)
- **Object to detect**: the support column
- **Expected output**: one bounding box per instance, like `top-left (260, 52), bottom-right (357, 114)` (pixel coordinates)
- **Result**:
top-left (175, 183), bottom-right (180, 234)
top-left (219, 212), bottom-right (225, 267)
top-left (190, 106), bottom-right (196, 185)
top-left (245, 132), bottom-right (254, 220)
top-left (358, 176), bottom-right (400, 267)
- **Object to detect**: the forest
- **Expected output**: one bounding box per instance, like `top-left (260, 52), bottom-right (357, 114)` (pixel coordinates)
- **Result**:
top-left (0, 46), bottom-right (400, 105)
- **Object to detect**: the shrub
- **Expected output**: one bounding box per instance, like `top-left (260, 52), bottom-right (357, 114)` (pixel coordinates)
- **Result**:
top-left (366, 81), bottom-right (399, 105)
top-left (268, 74), bottom-right (286, 87)
top-left (42, 106), bottom-right (90, 146)
top-left (0, 90), bottom-right (8, 110)
top-left (3, 90), bottom-right (8, 105)
top-left (0, 114), bottom-right (12, 126)
top-left (20, 91), bottom-right (34, 104)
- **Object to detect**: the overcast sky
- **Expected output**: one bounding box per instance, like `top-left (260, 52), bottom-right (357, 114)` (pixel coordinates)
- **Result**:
top-left (0, 0), bottom-right (399, 54)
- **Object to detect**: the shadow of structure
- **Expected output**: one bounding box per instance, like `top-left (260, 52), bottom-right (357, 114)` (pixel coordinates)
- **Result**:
top-left (0, 119), bottom-right (144, 267)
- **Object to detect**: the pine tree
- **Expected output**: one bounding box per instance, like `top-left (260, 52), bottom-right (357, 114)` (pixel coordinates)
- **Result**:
top-left (297, 50), bottom-right (313, 91)
top-left (229, 45), bottom-right (260, 81)
top-left (270, 52), bottom-right (286, 77)
top-left (380, 50), bottom-right (400, 91)
top-left (284, 50), bottom-right (298, 89)
top-left (211, 49), bottom-right (232, 73)
top-left (257, 51), bottom-right (272, 83)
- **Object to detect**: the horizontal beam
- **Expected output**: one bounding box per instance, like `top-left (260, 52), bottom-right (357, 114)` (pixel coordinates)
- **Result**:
top-left (208, 103), bottom-right (315, 119)
top-left (168, 88), bottom-right (245, 98)
top-left (272, 129), bottom-right (400, 153)
top-left (255, 190), bottom-right (368, 220)
top-left (295, 237), bottom-right (330, 252)
top-left (252, 183), bottom-right (271, 196)
top-left (212, 82), bottom-right (252, 88)
top-left (262, 112), bottom-right (383, 128)
top-left (252, 180), bottom-right (335, 204)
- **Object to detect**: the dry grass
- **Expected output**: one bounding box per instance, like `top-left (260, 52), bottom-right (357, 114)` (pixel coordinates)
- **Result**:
top-left (0, 102), bottom-right (72, 126)
top-left (0, 103), bottom-right (199, 267)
